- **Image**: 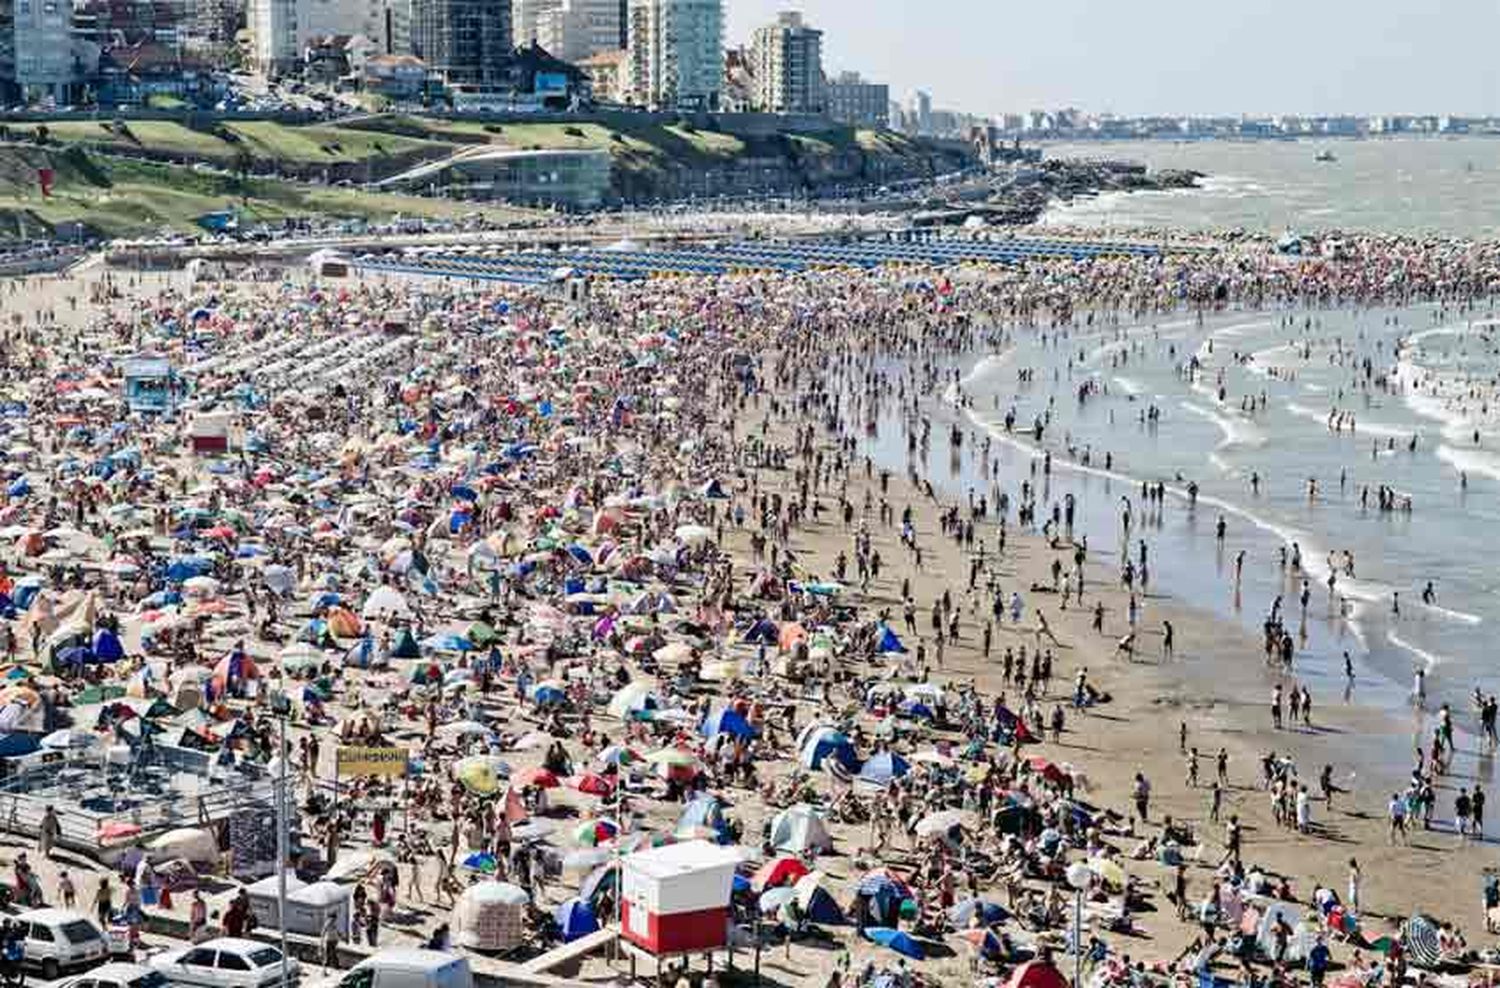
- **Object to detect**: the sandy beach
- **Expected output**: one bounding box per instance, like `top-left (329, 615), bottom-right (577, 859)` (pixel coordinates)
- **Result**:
top-left (0, 238), bottom-right (1488, 988)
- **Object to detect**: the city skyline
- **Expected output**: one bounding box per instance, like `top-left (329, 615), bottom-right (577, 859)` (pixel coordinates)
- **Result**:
top-left (725, 0), bottom-right (1500, 119)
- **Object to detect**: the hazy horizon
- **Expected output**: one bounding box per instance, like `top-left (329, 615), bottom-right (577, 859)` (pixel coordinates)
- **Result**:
top-left (724, 0), bottom-right (1500, 120)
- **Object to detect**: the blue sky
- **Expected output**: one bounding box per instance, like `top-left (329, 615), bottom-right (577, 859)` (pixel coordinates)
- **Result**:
top-left (724, 0), bottom-right (1500, 118)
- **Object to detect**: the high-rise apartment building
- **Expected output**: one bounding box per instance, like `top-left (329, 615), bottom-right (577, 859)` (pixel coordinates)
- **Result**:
top-left (410, 0), bottom-right (510, 87)
top-left (825, 70), bottom-right (887, 127)
top-left (535, 0), bottom-right (618, 63)
top-left (625, 0), bottom-right (719, 110)
top-left (748, 10), bottom-right (820, 114)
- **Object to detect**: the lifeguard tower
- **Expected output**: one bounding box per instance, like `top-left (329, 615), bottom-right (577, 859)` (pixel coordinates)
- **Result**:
top-left (123, 356), bottom-right (182, 414)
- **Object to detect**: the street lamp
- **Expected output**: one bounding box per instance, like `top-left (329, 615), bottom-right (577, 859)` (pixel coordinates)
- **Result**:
top-left (270, 690), bottom-right (292, 988)
top-left (1065, 862), bottom-right (1092, 988)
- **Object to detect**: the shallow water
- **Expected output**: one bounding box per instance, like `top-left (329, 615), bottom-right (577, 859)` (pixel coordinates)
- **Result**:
top-left (851, 302), bottom-right (1500, 784)
top-left (1038, 137), bottom-right (1500, 237)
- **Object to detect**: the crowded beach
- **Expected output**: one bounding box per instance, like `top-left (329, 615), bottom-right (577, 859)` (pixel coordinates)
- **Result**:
top-left (0, 229), bottom-right (1491, 988)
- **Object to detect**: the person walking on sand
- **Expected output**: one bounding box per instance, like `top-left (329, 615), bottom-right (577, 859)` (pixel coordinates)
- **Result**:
top-left (36, 806), bottom-right (58, 860)
top-left (1132, 771), bottom-right (1151, 822)
top-left (1389, 793), bottom-right (1409, 845)
top-left (1162, 620), bottom-right (1174, 659)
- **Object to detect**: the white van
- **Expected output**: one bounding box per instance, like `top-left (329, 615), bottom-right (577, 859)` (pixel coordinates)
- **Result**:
top-left (13, 908), bottom-right (110, 979)
top-left (310, 950), bottom-right (471, 988)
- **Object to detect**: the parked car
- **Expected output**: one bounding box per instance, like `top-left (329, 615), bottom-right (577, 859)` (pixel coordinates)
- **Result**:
top-left (61, 961), bottom-right (171, 988)
top-left (149, 939), bottom-right (300, 988)
top-left (306, 951), bottom-right (470, 988)
top-left (13, 908), bottom-right (110, 979)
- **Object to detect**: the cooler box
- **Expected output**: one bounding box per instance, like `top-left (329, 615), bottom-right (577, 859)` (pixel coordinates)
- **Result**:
top-left (621, 840), bottom-right (740, 955)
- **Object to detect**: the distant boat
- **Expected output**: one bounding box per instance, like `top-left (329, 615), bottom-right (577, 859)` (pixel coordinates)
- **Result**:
top-left (1315, 150), bottom-right (1337, 163)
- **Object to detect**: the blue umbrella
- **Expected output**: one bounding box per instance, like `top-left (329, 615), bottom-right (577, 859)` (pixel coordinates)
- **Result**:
top-left (462, 851), bottom-right (497, 874)
top-left (450, 484), bottom-right (479, 502)
top-left (566, 544), bottom-right (593, 565)
top-left (865, 927), bottom-right (925, 960)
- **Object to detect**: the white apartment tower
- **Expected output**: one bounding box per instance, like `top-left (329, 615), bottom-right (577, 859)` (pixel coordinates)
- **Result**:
top-left (536, 0), bottom-right (620, 63)
top-left (250, 0), bottom-right (299, 75)
top-left (748, 11), bottom-right (821, 114)
top-left (511, 0), bottom-right (560, 46)
top-left (626, 0), bottom-right (721, 110)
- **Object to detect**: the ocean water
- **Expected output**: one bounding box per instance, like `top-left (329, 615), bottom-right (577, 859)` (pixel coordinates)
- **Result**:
top-left (853, 302), bottom-right (1500, 780)
top-left (1038, 137), bottom-right (1500, 237)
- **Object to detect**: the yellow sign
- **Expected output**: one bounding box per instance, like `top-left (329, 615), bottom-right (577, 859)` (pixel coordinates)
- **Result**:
top-left (336, 746), bottom-right (409, 777)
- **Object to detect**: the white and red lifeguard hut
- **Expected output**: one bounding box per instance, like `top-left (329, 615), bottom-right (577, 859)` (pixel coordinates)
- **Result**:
top-left (621, 840), bottom-right (740, 955)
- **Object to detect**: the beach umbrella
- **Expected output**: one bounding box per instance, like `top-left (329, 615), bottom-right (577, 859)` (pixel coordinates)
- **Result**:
top-left (864, 927), bottom-right (924, 960)
top-left (1405, 914), bottom-right (1443, 968)
top-left (513, 766), bottom-right (560, 789)
top-left (461, 851), bottom-right (498, 874)
top-left (452, 754), bottom-right (509, 791)
top-left (569, 772), bottom-right (615, 797)
top-left (573, 818), bottom-right (619, 846)
top-left (955, 927), bottom-right (1007, 960)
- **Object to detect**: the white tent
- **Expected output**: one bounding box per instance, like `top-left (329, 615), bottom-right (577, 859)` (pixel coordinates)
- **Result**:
top-left (147, 827), bottom-right (219, 865)
top-left (768, 803), bottom-right (833, 854)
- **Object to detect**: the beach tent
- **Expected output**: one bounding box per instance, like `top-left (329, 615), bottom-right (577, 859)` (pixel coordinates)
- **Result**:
top-left (794, 873), bottom-right (844, 924)
top-left (876, 625), bottom-right (906, 654)
top-left (752, 856), bottom-right (809, 891)
top-left (147, 827), bottom-right (219, 865)
top-left (91, 628), bottom-right (124, 663)
top-left (390, 628), bottom-right (422, 659)
top-left (769, 804), bottom-right (833, 854)
top-left (607, 681), bottom-right (658, 719)
top-left (675, 795), bottom-right (730, 843)
top-left (798, 726), bottom-right (857, 771)
top-left (700, 706), bottom-right (757, 739)
top-left (858, 751), bottom-right (910, 786)
top-left (1005, 960), bottom-right (1069, 988)
top-left (864, 927), bottom-right (924, 960)
top-left (554, 898), bottom-right (598, 942)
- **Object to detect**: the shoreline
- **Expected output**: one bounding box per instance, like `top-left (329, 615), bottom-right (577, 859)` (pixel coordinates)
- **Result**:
top-left (747, 297), bottom-right (1494, 959)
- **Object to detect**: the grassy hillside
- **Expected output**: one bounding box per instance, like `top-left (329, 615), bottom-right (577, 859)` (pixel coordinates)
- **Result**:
top-left (0, 145), bottom-right (533, 238)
